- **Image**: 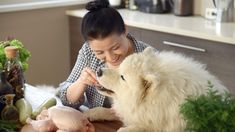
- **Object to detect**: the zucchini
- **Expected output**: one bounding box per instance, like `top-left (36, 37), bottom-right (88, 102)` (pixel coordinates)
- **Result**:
top-left (15, 98), bottom-right (33, 124)
top-left (31, 97), bottom-right (57, 119)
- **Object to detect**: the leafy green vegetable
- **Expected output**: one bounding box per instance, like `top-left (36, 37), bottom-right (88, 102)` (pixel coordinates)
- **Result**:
top-left (0, 120), bottom-right (21, 132)
top-left (180, 81), bottom-right (235, 132)
top-left (0, 39), bottom-right (31, 71)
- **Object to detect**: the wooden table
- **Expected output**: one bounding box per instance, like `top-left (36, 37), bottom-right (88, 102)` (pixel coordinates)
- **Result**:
top-left (24, 84), bottom-right (122, 131)
top-left (92, 121), bottom-right (122, 132)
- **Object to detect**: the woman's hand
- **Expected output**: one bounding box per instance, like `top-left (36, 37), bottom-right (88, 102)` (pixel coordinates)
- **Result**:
top-left (66, 67), bottom-right (100, 103)
top-left (79, 67), bottom-right (99, 86)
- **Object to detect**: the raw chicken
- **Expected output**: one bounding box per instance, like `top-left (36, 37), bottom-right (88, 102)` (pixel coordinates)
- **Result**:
top-left (22, 106), bottom-right (94, 132)
top-left (26, 118), bottom-right (57, 132)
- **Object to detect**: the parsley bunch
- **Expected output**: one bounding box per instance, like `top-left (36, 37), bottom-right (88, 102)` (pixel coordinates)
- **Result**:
top-left (0, 39), bottom-right (31, 71)
top-left (180, 81), bottom-right (235, 132)
top-left (0, 120), bottom-right (21, 132)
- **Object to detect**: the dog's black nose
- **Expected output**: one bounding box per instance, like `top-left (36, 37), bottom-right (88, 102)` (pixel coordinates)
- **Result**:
top-left (97, 69), bottom-right (103, 77)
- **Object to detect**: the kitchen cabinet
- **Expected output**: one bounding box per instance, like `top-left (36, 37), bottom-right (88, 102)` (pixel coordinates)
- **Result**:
top-left (69, 16), bottom-right (235, 94)
top-left (128, 26), bottom-right (235, 94)
top-left (69, 16), bottom-right (84, 69)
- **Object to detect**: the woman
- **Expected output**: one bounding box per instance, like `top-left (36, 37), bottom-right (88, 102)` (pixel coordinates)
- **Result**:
top-left (59, 0), bottom-right (154, 109)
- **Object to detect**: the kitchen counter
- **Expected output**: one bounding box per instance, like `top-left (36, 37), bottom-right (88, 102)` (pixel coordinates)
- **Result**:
top-left (0, 0), bottom-right (90, 13)
top-left (66, 9), bottom-right (235, 45)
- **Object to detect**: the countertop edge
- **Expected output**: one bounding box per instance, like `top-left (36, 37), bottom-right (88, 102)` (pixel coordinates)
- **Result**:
top-left (125, 21), bottom-right (235, 45)
top-left (66, 9), bottom-right (235, 45)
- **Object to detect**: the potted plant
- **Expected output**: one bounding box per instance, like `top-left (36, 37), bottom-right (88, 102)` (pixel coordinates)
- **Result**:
top-left (180, 81), bottom-right (235, 131)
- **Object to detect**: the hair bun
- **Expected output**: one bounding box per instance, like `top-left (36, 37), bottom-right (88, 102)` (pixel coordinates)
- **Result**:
top-left (86, 0), bottom-right (110, 12)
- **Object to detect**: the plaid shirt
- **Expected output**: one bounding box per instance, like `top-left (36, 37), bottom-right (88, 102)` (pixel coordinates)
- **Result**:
top-left (59, 33), bottom-right (151, 109)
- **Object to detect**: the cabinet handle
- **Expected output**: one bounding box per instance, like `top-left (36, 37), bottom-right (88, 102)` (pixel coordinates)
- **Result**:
top-left (163, 41), bottom-right (206, 52)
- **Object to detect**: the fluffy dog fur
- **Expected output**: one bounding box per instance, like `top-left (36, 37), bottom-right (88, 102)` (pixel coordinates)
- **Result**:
top-left (85, 47), bottom-right (227, 132)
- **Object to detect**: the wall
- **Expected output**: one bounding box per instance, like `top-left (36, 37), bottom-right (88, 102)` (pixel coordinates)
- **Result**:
top-left (0, 5), bottom-right (84, 87)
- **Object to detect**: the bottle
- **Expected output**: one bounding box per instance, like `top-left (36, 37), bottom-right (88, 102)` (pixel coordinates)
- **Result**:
top-left (1, 94), bottom-right (19, 122)
top-left (0, 70), bottom-right (14, 119)
top-left (4, 46), bottom-right (25, 103)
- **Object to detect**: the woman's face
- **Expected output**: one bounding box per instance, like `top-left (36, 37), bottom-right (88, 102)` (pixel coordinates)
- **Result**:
top-left (89, 33), bottom-right (132, 67)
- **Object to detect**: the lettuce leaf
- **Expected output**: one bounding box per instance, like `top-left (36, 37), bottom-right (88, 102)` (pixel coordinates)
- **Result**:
top-left (0, 39), bottom-right (31, 71)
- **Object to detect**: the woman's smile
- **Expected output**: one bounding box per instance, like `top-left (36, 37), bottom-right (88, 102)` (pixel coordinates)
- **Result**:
top-left (89, 33), bottom-right (132, 67)
top-left (109, 55), bottom-right (121, 65)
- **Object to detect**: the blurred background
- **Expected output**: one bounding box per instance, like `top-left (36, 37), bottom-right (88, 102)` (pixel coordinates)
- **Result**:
top-left (0, 0), bottom-right (88, 87)
top-left (0, 0), bottom-right (234, 90)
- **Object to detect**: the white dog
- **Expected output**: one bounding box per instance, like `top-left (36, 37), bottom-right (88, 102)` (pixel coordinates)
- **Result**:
top-left (85, 47), bottom-right (227, 132)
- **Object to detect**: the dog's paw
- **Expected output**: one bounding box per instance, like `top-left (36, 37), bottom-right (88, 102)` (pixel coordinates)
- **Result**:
top-left (117, 127), bottom-right (136, 132)
top-left (117, 127), bottom-right (128, 132)
top-left (83, 107), bottom-right (119, 121)
top-left (83, 109), bottom-right (99, 121)
top-left (117, 126), bottom-right (149, 132)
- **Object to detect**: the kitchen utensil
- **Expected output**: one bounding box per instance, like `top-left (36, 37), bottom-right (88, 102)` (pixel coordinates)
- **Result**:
top-left (213, 0), bottom-right (234, 22)
top-left (170, 0), bottom-right (194, 16)
top-left (135, 0), bottom-right (171, 13)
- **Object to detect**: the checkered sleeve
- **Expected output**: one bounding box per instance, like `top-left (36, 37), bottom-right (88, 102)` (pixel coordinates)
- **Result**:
top-left (59, 43), bottom-right (90, 109)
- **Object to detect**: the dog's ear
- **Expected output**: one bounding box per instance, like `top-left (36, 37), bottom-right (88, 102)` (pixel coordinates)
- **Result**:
top-left (144, 73), bottom-right (160, 89)
top-left (141, 73), bottom-right (159, 101)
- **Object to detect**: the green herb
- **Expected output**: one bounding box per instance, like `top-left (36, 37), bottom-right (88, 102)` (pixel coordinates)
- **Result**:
top-left (0, 120), bottom-right (21, 132)
top-left (0, 39), bottom-right (31, 71)
top-left (180, 81), bottom-right (235, 132)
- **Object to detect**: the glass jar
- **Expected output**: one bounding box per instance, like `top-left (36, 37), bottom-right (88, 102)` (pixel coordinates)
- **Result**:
top-left (0, 70), bottom-right (14, 119)
top-left (4, 46), bottom-right (25, 103)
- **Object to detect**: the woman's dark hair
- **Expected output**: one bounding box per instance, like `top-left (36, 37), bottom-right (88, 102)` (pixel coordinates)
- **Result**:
top-left (81, 0), bottom-right (125, 41)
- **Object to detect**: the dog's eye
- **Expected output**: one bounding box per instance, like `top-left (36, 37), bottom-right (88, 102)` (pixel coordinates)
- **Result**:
top-left (121, 75), bottom-right (125, 81)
